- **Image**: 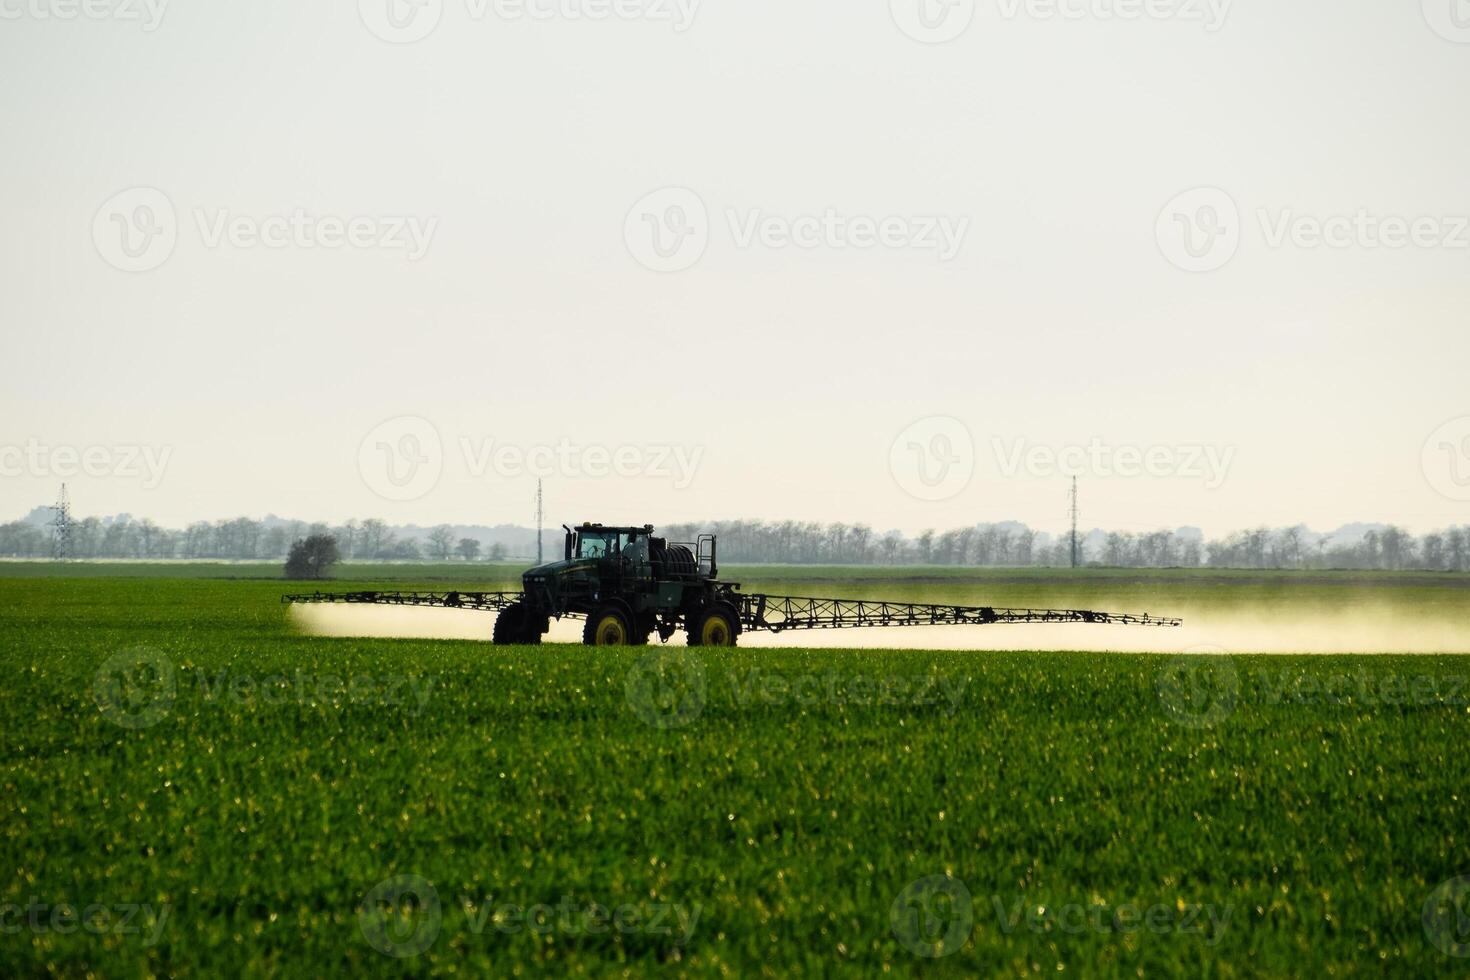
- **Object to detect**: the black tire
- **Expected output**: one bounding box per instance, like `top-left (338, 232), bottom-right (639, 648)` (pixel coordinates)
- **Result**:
top-left (493, 602), bottom-right (541, 645)
top-left (688, 604), bottom-right (739, 647)
top-left (583, 606), bottom-right (633, 646)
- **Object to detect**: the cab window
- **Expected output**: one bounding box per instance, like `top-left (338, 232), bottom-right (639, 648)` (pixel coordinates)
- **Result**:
top-left (576, 531), bottom-right (617, 558)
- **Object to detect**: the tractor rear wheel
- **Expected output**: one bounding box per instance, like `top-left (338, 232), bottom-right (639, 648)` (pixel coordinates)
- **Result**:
top-left (493, 602), bottom-right (542, 645)
top-left (583, 606), bottom-right (633, 646)
top-left (688, 605), bottom-right (739, 647)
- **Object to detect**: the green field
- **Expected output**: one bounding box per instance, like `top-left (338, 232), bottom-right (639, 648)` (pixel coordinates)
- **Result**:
top-left (3, 564), bottom-right (1470, 976)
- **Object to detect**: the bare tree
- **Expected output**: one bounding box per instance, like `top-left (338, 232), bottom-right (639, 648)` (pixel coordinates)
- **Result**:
top-left (262, 526), bottom-right (289, 559)
top-left (337, 519), bottom-right (361, 559)
top-left (1423, 533), bottom-right (1446, 570)
top-left (992, 528), bottom-right (1013, 565)
top-left (1014, 528), bottom-right (1036, 566)
top-left (1277, 526), bottom-right (1304, 568)
top-left (1447, 528), bottom-right (1468, 572)
top-left (427, 524), bottom-right (456, 561)
top-left (1104, 533), bottom-right (1132, 567)
top-left (137, 519), bottom-right (158, 558)
top-left (359, 519), bottom-right (393, 558)
top-left (827, 523), bottom-right (848, 563)
top-left (1379, 526), bottom-right (1413, 570)
top-left (881, 530), bottom-right (904, 564)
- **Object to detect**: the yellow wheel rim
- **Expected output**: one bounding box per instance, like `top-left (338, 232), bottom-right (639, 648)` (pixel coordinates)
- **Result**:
top-left (596, 616), bottom-right (627, 645)
top-left (701, 617), bottom-right (730, 646)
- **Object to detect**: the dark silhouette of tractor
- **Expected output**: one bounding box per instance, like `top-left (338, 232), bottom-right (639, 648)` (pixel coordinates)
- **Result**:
top-left (495, 523), bottom-right (740, 646)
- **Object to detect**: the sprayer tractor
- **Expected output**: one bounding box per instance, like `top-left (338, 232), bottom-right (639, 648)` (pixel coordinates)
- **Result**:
top-left (285, 522), bottom-right (1182, 646)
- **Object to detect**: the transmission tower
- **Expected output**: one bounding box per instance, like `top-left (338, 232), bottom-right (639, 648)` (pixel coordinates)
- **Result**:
top-left (536, 479), bottom-right (544, 565)
top-left (1069, 476), bottom-right (1079, 570)
top-left (50, 484), bottom-right (73, 561)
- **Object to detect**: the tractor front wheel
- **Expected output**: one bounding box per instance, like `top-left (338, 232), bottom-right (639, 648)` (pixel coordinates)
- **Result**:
top-left (688, 605), bottom-right (739, 647)
top-left (493, 602), bottom-right (542, 645)
top-left (583, 606), bottom-right (633, 646)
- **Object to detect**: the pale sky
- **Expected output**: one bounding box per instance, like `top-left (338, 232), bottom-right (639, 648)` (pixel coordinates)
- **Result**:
top-left (2, 0), bottom-right (1468, 538)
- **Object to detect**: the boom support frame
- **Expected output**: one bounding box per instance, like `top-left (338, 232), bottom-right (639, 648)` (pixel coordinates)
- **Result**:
top-left (283, 590), bottom-right (1182, 632)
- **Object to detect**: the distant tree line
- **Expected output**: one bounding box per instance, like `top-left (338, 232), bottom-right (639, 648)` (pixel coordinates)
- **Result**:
top-left (1200, 525), bottom-right (1470, 571)
top-left (3, 514), bottom-right (1468, 571)
top-left (660, 520), bottom-right (1470, 571)
top-left (0, 517), bottom-right (508, 562)
top-left (659, 521), bottom-right (1057, 566)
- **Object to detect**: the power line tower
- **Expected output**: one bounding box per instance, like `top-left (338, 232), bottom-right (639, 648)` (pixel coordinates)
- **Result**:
top-left (50, 484), bottom-right (73, 561)
top-left (535, 478), bottom-right (544, 565)
top-left (1069, 476), bottom-right (1079, 570)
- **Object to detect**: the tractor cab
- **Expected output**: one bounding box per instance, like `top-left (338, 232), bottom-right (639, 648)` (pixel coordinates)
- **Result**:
top-left (505, 522), bottom-right (736, 646)
top-left (566, 523), bottom-right (648, 562)
top-left (519, 524), bottom-right (658, 621)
